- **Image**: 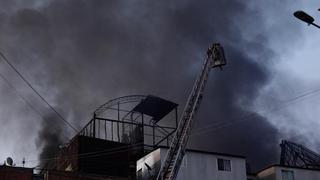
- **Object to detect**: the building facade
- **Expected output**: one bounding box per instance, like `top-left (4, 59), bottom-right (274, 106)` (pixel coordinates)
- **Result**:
top-left (256, 165), bottom-right (320, 180)
top-left (0, 165), bottom-right (127, 180)
top-left (0, 166), bottom-right (33, 180)
top-left (136, 147), bottom-right (247, 180)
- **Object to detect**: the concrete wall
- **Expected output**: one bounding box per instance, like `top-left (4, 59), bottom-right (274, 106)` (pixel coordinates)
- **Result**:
top-left (275, 166), bottom-right (320, 180)
top-left (44, 171), bottom-right (128, 180)
top-left (257, 166), bottom-right (320, 180)
top-left (136, 149), bottom-right (161, 179)
top-left (256, 167), bottom-right (276, 180)
top-left (58, 135), bottom-right (144, 178)
top-left (0, 166), bottom-right (33, 180)
top-left (137, 148), bottom-right (247, 180)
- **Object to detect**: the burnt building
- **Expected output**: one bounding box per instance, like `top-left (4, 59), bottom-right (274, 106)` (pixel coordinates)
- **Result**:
top-left (0, 164), bottom-right (126, 180)
top-left (55, 95), bottom-right (178, 179)
top-left (0, 95), bottom-right (178, 180)
top-left (43, 171), bottom-right (127, 180)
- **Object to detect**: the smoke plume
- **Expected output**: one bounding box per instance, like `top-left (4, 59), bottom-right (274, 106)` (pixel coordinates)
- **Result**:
top-left (35, 113), bottom-right (64, 168)
top-left (0, 0), bottom-right (301, 171)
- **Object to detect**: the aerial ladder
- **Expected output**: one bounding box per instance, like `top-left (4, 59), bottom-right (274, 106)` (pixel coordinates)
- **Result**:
top-left (156, 43), bottom-right (227, 180)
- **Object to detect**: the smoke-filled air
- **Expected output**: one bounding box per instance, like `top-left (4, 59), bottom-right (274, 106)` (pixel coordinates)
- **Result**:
top-left (0, 0), bottom-right (316, 173)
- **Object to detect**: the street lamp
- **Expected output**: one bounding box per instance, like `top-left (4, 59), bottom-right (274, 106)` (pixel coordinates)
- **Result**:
top-left (293, 10), bottom-right (320, 29)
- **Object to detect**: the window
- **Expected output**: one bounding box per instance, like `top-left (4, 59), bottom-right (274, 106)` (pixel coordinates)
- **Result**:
top-left (217, 158), bottom-right (231, 171)
top-left (282, 170), bottom-right (294, 180)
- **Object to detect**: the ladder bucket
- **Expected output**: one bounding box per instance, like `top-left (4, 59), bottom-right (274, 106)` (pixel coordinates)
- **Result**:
top-left (210, 43), bottom-right (227, 68)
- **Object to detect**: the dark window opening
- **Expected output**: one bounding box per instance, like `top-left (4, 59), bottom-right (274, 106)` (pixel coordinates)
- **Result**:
top-left (217, 158), bottom-right (231, 171)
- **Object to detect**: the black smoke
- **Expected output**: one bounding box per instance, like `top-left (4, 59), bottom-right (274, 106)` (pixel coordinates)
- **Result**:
top-left (0, 0), bottom-right (299, 171)
top-left (35, 113), bottom-right (64, 168)
top-left (190, 47), bottom-right (279, 171)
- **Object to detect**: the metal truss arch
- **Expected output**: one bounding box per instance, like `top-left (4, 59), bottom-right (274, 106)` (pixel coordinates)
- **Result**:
top-left (94, 95), bottom-right (147, 117)
top-left (280, 140), bottom-right (320, 169)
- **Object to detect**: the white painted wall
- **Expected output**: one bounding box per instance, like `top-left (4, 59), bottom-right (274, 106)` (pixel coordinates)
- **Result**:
top-left (137, 148), bottom-right (247, 180)
top-left (256, 167), bottom-right (276, 180)
top-left (257, 166), bottom-right (320, 180)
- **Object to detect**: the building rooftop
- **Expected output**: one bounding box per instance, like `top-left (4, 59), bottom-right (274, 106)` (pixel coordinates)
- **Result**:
top-left (257, 164), bottom-right (320, 174)
top-left (0, 165), bottom-right (33, 171)
top-left (157, 146), bottom-right (246, 159)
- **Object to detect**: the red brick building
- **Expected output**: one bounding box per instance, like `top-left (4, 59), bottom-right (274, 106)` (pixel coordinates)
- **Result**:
top-left (44, 171), bottom-right (127, 180)
top-left (0, 165), bottom-right (127, 180)
top-left (0, 166), bottom-right (33, 180)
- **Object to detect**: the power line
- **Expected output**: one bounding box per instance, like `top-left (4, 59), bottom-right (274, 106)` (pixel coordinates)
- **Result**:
top-left (191, 86), bottom-right (320, 137)
top-left (23, 86), bottom-right (320, 165)
top-left (0, 71), bottom-right (70, 140)
top-left (17, 83), bottom-right (318, 166)
top-left (11, 75), bottom-right (320, 166)
top-left (0, 72), bottom-right (43, 119)
top-left (0, 51), bottom-right (79, 133)
top-left (18, 142), bottom-right (144, 166)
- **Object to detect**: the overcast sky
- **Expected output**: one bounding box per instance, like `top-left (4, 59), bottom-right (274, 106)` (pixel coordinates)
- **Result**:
top-left (258, 1), bottom-right (320, 147)
top-left (0, 0), bottom-right (319, 171)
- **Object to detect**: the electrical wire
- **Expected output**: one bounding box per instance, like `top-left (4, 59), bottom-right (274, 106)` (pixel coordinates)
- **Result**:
top-left (0, 51), bottom-right (79, 133)
top-left (0, 71), bottom-right (70, 140)
top-left (21, 86), bottom-right (320, 166)
top-left (39, 144), bottom-right (144, 169)
top-left (191, 86), bottom-right (320, 137)
top-left (0, 72), bottom-right (44, 118)
top-left (10, 67), bottom-right (320, 167)
top-left (17, 141), bottom-right (144, 166)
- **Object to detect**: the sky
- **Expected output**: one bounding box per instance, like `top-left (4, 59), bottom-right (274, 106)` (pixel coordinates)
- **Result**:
top-left (0, 0), bottom-right (319, 172)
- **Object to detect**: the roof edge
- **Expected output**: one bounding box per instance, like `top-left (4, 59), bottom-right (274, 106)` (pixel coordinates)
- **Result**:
top-left (256, 164), bottom-right (320, 174)
top-left (157, 145), bottom-right (245, 159)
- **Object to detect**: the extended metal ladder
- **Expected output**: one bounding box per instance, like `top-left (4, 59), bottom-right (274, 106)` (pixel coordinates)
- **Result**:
top-left (156, 43), bottom-right (227, 180)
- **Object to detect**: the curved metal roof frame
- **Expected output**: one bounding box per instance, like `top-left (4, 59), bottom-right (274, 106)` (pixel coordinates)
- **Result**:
top-left (94, 95), bottom-right (147, 116)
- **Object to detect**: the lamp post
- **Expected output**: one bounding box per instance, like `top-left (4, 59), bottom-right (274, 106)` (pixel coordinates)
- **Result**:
top-left (294, 10), bottom-right (320, 29)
